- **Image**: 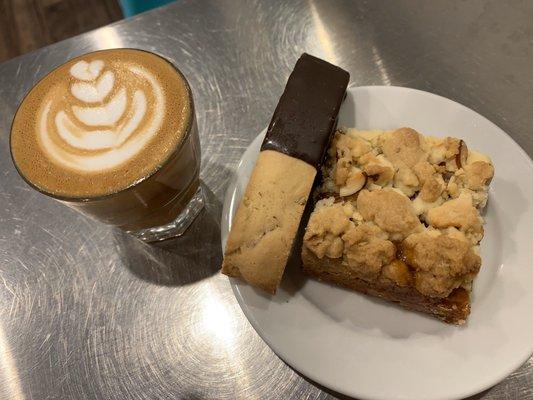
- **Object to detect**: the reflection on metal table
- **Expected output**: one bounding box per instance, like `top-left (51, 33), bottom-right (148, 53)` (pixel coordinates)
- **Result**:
top-left (0, 1), bottom-right (531, 399)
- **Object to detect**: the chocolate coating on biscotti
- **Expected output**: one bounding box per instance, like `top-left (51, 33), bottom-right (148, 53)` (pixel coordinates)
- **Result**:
top-left (261, 53), bottom-right (350, 168)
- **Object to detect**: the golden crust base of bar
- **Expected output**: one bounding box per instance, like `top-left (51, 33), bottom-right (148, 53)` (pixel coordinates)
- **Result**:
top-left (302, 247), bottom-right (470, 324)
top-left (222, 150), bottom-right (316, 294)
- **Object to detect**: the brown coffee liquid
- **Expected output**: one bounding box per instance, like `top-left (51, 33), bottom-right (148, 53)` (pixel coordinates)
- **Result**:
top-left (11, 48), bottom-right (191, 198)
top-left (11, 49), bottom-right (201, 230)
top-left (70, 119), bottom-right (201, 231)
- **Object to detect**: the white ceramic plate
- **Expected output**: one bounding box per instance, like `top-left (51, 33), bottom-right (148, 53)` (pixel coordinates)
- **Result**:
top-left (220, 86), bottom-right (533, 400)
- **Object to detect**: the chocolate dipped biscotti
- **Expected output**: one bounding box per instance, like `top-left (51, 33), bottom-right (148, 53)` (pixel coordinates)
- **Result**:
top-left (222, 54), bottom-right (349, 293)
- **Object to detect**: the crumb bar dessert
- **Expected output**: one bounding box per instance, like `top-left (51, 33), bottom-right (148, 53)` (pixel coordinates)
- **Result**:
top-left (302, 127), bottom-right (494, 324)
top-left (222, 54), bottom-right (349, 294)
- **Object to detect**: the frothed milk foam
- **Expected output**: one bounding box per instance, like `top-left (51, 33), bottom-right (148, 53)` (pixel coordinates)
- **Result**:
top-left (11, 49), bottom-right (192, 198)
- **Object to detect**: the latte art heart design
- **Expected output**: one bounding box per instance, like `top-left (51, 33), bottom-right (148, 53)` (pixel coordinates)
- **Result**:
top-left (70, 70), bottom-right (114, 103)
top-left (38, 59), bottom-right (165, 172)
top-left (70, 60), bottom-right (104, 81)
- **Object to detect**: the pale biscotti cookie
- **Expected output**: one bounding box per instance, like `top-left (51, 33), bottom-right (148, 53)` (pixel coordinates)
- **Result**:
top-left (222, 150), bottom-right (316, 293)
top-left (302, 127), bottom-right (494, 324)
top-left (221, 53), bottom-right (349, 293)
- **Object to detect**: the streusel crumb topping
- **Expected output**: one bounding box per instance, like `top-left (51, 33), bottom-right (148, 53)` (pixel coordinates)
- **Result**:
top-left (304, 127), bottom-right (494, 298)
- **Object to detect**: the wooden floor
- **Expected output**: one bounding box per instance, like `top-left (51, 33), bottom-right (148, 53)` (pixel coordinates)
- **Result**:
top-left (0, 0), bottom-right (123, 63)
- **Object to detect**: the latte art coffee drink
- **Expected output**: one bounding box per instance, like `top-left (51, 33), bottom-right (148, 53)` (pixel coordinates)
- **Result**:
top-left (42, 59), bottom-right (169, 174)
top-left (12, 49), bottom-right (191, 197)
top-left (11, 49), bottom-right (203, 241)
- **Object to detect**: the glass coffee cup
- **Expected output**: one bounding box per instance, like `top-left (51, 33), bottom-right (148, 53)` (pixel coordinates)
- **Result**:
top-left (10, 48), bottom-right (203, 242)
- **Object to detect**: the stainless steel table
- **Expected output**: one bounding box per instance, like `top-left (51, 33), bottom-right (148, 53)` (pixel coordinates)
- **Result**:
top-left (0, 1), bottom-right (531, 399)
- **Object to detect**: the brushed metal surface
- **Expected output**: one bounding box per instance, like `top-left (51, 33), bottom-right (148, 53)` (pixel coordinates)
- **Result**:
top-left (0, 1), bottom-right (532, 399)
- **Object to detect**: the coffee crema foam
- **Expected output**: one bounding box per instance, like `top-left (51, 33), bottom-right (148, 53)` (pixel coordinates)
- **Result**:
top-left (11, 49), bottom-right (191, 198)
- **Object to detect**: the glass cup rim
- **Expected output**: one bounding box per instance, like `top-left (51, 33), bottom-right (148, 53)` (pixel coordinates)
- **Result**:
top-left (9, 47), bottom-right (196, 204)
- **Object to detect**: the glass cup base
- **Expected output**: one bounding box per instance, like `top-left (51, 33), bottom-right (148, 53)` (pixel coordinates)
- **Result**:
top-left (127, 186), bottom-right (204, 242)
